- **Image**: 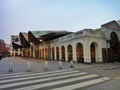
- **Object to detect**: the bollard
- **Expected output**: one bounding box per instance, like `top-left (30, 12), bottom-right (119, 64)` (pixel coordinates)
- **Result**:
top-left (70, 61), bottom-right (74, 68)
top-left (44, 61), bottom-right (48, 70)
top-left (9, 63), bottom-right (13, 72)
top-left (58, 61), bottom-right (62, 69)
top-left (26, 62), bottom-right (31, 72)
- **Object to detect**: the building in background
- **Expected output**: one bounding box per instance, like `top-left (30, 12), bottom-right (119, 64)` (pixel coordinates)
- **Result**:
top-left (10, 35), bottom-right (22, 56)
top-left (0, 39), bottom-right (10, 57)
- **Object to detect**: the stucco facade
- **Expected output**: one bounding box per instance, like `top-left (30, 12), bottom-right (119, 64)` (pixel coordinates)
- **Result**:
top-left (38, 29), bottom-right (104, 63)
top-left (11, 20), bottom-right (120, 63)
top-left (37, 20), bottom-right (120, 63)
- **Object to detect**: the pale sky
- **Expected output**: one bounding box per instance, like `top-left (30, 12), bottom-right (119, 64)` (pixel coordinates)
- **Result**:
top-left (0, 0), bottom-right (120, 43)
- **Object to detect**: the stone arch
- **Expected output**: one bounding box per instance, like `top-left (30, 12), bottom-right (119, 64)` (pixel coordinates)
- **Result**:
top-left (90, 42), bottom-right (98, 63)
top-left (109, 31), bottom-right (119, 62)
top-left (56, 46), bottom-right (59, 60)
top-left (67, 45), bottom-right (73, 62)
top-left (76, 43), bottom-right (84, 63)
top-left (52, 47), bottom-right (55, 60)
top-left (61, 46), bottom-right (65, 61)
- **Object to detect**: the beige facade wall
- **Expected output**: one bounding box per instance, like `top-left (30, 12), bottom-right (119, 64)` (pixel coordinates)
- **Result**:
top-left (21, 21), bottom-right (120, 63)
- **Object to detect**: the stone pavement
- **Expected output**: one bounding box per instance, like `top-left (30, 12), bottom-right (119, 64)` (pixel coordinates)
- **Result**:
top-left (0, 57), bottom-right (120, 79)
top-left (0, 57), bottom-right (120, 90)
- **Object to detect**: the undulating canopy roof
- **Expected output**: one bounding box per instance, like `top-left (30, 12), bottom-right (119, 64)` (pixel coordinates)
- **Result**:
top-left (19, 32), bottom-right (30, 48)
top-left (28, 30), bottom-right (72, 45)
top-left (12, 42), bottom-right (23, 49)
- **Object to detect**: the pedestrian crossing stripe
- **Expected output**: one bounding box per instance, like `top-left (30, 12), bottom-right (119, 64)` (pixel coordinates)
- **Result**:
top-left (0, 72), bottom-right (28, 77)
top-left (0, 69), bottom-right (110, 90)
top-left (51, 77), bottom-right (110, 90)
top-left (13, 74), bottom-right (99, 90)
top-left (0, 70), bottom-right (80, 84)
top-left (0, 69), bottom-right (73, 77)
top-left (0, 72), bottom-right (88, 89)
top-left (0, 69), bottom-right (73, 79)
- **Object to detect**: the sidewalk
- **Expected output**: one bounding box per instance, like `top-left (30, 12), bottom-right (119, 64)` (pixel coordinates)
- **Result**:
top-left (0, 57), bottom-right (120, 79)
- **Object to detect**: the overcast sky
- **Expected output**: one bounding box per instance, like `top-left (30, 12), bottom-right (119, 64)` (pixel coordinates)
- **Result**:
top-left (0, 0), bottom-right (120, 44)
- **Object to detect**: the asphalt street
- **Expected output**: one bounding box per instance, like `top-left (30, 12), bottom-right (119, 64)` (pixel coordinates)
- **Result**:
top-left (0, 57), bottom-right (120, 90)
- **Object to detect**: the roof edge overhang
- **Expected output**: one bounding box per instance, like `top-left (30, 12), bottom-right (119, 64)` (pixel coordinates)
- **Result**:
top-left (19, 32), bottom-right (30, 48)
top-left (41, 31), bottom-right (72, 42)
top-left (28, 30), bottom-right (72, 43)
top-left (101, 20), bottom-right (120, 29)
top-left (12, 42), bottom-right (23, 49)
top-left (28, 31), bottom-right (40, 45)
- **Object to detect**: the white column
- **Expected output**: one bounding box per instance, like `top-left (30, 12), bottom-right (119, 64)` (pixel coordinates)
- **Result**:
top-left (30, 46), bottom-right (32, 57)
top-left (49, 48), bottom-right (52, 60)
top-left (54, 47), bottom-right (56, 60)
top-left (33, 44), bottom-right (35, 58)
top-left (83, 38), bottom-right (91, 63)
top-left (21, 49), bottom-right (24, 57)
top-left (65, 45), bottom-right (68, 61)
top-left (30, 43), bottom-right (33, 58)
top-left (43, 48), bottom-right (45, 59)
top-left (18, 49), bottom-right (20, 56)
top-left (72, 43), bottom-right (77, 63)
top-left (59, 46), bottom-right (62, 60)
top-left (38, 46), bottom-right (40, 58)
top-left (97, 45), bottom-right (102, 62)
top-left (14, 49), bottom-right (15, 56)
top-left (10, 45), bottom-right (12, 56)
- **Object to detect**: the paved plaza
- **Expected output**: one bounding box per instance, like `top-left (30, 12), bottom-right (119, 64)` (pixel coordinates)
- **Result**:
top-left (0, 57), bottom-right (120, 90)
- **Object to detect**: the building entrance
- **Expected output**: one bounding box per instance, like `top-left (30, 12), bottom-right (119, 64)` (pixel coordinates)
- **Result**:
top-left (108, 32), bottom-right (119, 62)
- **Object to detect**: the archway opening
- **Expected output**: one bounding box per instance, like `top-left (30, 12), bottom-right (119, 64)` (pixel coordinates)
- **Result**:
top-left (90, 43), bottom-right (96, 63)
top-left (39, 49), bottom-right (41, 58)
top-left (42, 49), bottom-right (44, 59)
top-left (76, 43), bottom-right (84, 63)
top-left (109, 32), bottom-right (119, 62)
top-left (68, 45), bottom-right (73, 62)
top-left (61, 46), bottom-right (65, 61)
top-left (56, 47), bottom-right (59, 60)
top-left (52, 47), bottom-right (54, 60)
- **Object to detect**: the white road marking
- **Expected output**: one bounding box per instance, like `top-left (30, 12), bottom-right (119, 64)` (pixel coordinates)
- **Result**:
top-left (0, 70), bottom-right (79, 83)
top-left (13, 74), bottom-right (98, 90)
top-left (0, 72), bottom-right (29, 77)
top-left (0, 69), bottom-right (73, 79)
top-left (0, 72), bottom-right (88, 89)
top-left (51, 77), bottom-right (110, 90)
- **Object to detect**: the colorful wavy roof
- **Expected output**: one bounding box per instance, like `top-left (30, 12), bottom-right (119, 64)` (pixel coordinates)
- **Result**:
top-left (30, 31), bottom-right (53, 38)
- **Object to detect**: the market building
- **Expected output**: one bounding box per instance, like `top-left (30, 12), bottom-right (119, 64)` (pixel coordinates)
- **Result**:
top-left (11, 20), bottom-right (120, 63)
